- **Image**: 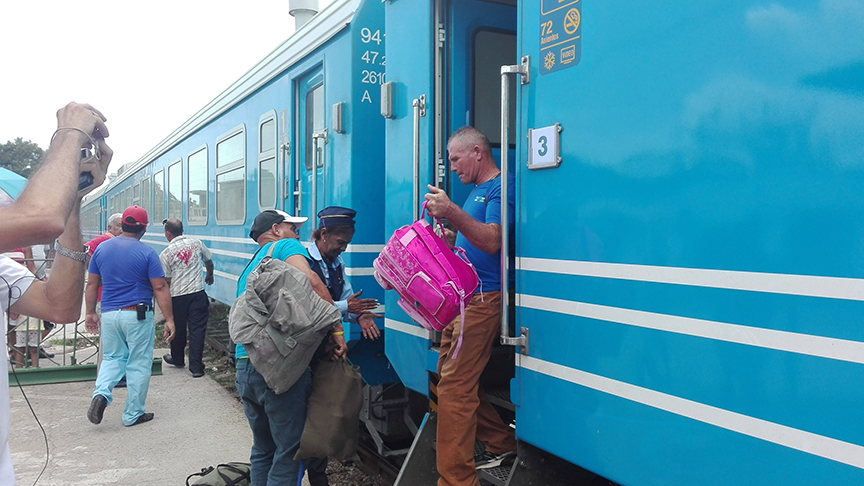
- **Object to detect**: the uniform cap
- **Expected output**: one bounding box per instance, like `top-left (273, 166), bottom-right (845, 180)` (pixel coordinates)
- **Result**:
top-left (317, 206), bottom-right (356, 228)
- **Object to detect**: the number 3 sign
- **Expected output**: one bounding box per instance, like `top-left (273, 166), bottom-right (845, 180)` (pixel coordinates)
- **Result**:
top-left (528, 123), bottom-right (562, 170)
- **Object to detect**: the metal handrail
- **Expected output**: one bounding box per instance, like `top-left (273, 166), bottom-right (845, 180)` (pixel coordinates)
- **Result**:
top-left (412, 95), bottom-right (426, 221)
top-left (499, 58), bottom-right (530, 354)
top-left (312, 129), bottom-right (328, 223)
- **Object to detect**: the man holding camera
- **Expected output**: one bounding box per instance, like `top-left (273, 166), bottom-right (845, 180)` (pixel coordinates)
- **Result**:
top-left (84, 205), bottom-right (176, 427)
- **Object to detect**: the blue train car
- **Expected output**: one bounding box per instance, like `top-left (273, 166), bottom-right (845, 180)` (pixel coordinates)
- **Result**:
top-left (81, 0), bottom-right (412, 453)
top-left (385, 1), bottom-right (864, 485)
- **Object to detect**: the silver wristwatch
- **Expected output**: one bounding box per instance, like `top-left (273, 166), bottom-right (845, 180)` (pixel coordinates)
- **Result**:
top-left (54, 239), bottom-right (89, 262)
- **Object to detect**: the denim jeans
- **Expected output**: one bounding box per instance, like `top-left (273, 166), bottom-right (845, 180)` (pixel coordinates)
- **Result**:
top-left (235, 358), bottom-right (311, 486)
top-left (93, 309), bottom-right (155, 426)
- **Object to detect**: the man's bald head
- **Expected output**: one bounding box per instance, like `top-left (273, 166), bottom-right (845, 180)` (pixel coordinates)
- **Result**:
top-left (163, 218), bottom-right (183, 238)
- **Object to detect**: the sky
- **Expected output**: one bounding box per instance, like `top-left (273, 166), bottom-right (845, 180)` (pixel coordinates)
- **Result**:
top-left (0, 0), bottom-right (333, 175)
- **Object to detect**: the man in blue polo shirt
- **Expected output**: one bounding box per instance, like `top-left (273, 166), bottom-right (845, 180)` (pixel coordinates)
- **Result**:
top-left (424, 126), bottom-right (517, 486)
top-left (235, 209), bottom-right (347, 486)
top-left (84, 205), bottom-right (176, 427)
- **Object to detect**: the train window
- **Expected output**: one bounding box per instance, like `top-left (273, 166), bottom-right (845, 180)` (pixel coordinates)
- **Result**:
top-left (473, 30), bottom-right (516, 147)
top-left (124, 186), bottom-right (132, 210)
top-left (153, 170), bottom-right (165, 224)
top-left (141, 178), bottom-right (151, 220)
top-left (260, 118), bottom-right (276, 154)
top-left (168, 160), bottom-right (182, 220)
top-left (304, 84), bottom-right (324, 171)
top-left (258, 113), bottom-right (277, 210)
top-left (216, 126), bottom-right (246, 224)
top-left (133, 183), bottom-right (140, 206)
top-left (188, 147), bottom-right (208, 225)
top-left (217, 130), bottom-right (244, 168)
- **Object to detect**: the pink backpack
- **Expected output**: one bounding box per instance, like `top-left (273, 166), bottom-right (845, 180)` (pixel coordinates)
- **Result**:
top-left (374, 203), bottom-right (479, 357)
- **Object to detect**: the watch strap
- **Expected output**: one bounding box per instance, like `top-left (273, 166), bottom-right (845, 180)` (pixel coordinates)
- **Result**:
top-left (54, 239), bottom-right (89, 262)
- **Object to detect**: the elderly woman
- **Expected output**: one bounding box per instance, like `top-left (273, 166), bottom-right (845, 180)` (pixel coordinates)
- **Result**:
top-left (304, 206), bottom-right (382, 486)
top-left (306, 206), bottom-right (381, 340)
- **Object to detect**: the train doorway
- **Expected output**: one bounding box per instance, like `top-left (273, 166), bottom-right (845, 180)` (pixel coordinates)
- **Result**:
top-left (442, 0), bottom-right (517, 207)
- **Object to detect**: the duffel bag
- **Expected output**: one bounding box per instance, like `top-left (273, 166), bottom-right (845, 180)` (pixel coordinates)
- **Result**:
top-left (186, 462), bottom-right (250, 486)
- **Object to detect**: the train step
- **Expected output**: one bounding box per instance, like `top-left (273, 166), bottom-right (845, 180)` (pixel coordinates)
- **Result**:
top-left (395, 412), bottom-right (615, 486)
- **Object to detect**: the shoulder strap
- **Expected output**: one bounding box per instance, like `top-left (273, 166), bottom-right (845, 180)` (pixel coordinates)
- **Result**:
top-left (216, 463), bottom-right (250, 485)
top-left (265, 240), bottom-right (278, 259)
top-left (412, 222), bottom-right (464, 283)
top-left (185, 466), bottom-right (214, 486)
top-left (238, 241), bottom-right (274, 280)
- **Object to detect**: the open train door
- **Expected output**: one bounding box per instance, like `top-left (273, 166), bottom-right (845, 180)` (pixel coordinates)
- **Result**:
top-left (383, 0), bottom-right (517, 402)
top-left (381, 0), bottom-right (438, 397)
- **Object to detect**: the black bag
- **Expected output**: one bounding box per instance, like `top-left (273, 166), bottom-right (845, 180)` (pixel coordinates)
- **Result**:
top-left (185, 462), bottom-right (251, 486)
top-left (294, 359), bottom-right (363, 462)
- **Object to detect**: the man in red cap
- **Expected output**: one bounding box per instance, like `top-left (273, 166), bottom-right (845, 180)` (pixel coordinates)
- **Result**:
top-left (84, 205), bottom-right (176, 427)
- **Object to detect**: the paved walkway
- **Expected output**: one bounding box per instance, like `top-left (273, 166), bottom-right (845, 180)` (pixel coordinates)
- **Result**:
top-left (8, 347), bottom-right (253, 486)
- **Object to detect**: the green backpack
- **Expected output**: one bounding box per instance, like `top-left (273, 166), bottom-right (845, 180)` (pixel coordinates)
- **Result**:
top-left (185, 462), bottom-right (250, 486)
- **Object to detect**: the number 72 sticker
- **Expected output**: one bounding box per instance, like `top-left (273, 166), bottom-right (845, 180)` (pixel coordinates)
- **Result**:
top-left (527, 123), bottom-right (562, 170)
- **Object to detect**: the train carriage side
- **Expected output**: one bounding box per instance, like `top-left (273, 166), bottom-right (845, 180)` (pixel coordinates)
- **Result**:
top-left (386, 0), bottom-right (864, 485)
top-left (98, 0), bottom-right (384, 310)
top-left (514, 2), bottom-right (864, 485)
top-left (81, 184), bottom-right (110, 240)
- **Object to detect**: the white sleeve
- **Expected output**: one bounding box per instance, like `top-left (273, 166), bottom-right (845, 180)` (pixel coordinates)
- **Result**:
top-left (199, 239), bottom-right (213, 262)
top-left (0, 255), bottom-right (34, 312)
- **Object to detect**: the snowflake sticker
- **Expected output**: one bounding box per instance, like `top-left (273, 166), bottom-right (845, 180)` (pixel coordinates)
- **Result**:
top-left (544, 51), bottom-right (556, 70)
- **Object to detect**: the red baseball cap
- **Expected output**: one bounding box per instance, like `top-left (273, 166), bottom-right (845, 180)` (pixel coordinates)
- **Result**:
top-left (122, 205), bottom-right (149, 226)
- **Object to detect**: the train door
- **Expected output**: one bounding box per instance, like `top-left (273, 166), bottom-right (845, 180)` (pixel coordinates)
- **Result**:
top-left (295, 70), bottom-right (326, 240)
top-left (383, 0), bottom-right (517, 395)
top-left (382, 0), bottom-right (438, 395)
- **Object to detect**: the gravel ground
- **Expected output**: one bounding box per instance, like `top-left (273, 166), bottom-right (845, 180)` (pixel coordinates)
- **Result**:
top-left (199, 346), bottom-right (391, 486)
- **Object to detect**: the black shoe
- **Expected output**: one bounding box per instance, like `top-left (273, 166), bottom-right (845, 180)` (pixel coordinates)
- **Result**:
top-left (38, 348), bottom-right (54, 359)
top-left (475, 450), bottom-right (516, 470)
top-left (191, 371), bottom-right (205, 378)
top-left (129, 412), bottom-right (154, 426)
top-left (87, 395), bottom-right (108, 424)
top-left (162, 353), bottom-right (184, 368)
top-left (114, 377), bottom-right (127, 388)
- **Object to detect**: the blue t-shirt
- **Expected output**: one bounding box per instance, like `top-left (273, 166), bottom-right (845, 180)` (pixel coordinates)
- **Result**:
top-left (88, 236), bottom-right (165, 312)
top-left (455, 172), bottom-right (515, 292)
top-left (235, 238), bottom-right (307, 359)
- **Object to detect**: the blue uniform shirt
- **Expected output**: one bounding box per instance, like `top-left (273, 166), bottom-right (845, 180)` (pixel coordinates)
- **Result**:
top-left (454, 172), bottom-right (515, 292)
top-left (89, 236), bottom-right (165, 312)
top-left (234, 238), bottom-right (307, 359)
top-left (307, 243), bottom-right (358, 323)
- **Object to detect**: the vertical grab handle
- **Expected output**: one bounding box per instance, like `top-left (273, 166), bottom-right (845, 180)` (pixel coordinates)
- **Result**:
top-left (412, 95), bottom-right (426, 221)
top-left (312, 129), bottom-right (327, 224)
top-left (500, 57), bottom-right (530, 354)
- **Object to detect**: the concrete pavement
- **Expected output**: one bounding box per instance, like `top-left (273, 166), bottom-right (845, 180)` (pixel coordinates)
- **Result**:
top-left (8, 347), bottom-right (252, 486)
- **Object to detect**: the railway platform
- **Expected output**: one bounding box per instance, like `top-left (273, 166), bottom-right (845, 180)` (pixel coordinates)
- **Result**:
top-left (7, 346), bottom-right (262, 486)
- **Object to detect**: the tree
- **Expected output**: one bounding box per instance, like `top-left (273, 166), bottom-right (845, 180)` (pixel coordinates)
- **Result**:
top-left (0, 138), bottom-right (44, 179)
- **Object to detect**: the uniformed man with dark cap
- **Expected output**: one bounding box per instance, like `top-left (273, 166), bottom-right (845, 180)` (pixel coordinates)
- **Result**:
top-left (304, 206), bottom-right (382, 486)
